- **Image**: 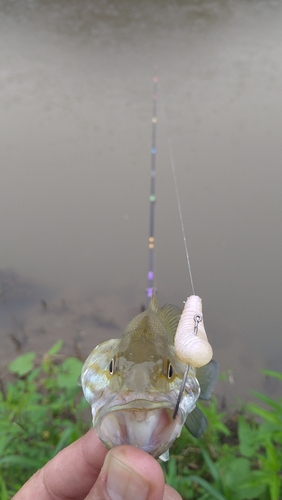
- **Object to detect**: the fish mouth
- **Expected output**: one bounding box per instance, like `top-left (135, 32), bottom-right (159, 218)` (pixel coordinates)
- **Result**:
top-left (93, 396), bottom-right (191, 459)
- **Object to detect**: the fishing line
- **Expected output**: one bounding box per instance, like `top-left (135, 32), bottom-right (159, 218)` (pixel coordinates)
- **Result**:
top-left (146, 70), bottom-right (195, 302)
top-left (145, 71), bottom-right (204, 419)
top-left (157, 76), bottom-right (200, 418)
top-left (166, 132), bottom-right (195, 296)
top-left (158, 79), bottom-right (195, 296)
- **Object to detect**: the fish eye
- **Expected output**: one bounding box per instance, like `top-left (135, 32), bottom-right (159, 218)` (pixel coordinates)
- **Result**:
top-left (163, 358), bottom-right (174, 379)
top-left (168, 362), bottom-right (173, 379)
top-left (109, 358), bottom-right (114, 375)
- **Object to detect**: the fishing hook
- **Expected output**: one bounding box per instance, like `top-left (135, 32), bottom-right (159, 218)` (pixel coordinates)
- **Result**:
top-left (173, 313), bottom-right (203, 419)
top-left (194, 313), bottom-right (202, 334)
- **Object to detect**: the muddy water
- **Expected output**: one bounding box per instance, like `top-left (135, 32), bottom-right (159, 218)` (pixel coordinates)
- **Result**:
top-left (1, 0), bottom-right (282, 405)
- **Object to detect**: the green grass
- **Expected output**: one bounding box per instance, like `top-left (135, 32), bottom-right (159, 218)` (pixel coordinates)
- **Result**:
top-left (0, 345), bottom-right (281, 499)
top-left (0, 342), bottom-right (88, 498)
top-left (162, 372), bottom-right (282, 500)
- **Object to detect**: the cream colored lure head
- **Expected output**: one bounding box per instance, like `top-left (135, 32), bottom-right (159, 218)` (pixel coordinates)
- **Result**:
top-left (81, 294), bottom-right (200, 460)
top-left (174, 295), bottom-right (213, 368)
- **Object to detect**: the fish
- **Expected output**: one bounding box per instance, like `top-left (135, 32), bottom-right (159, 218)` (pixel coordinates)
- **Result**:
top-left (81, 293), bottom-right (218, 461)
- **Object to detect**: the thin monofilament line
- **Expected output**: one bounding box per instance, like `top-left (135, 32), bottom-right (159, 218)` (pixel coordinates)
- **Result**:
top-left (166, 133), bottom-right (195, 296)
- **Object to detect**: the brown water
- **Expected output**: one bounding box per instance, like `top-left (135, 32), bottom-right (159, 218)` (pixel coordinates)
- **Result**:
top-left (1, 0), bottom-right (282, 405)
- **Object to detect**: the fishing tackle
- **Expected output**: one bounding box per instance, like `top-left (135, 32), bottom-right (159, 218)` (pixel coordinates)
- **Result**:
top-left (174, 295), bottom-right (213, 368)
top-left (146, 73), bottom-right (158, 305)
top-left (81, 71), bottom-right (217, 461)
top-left (173, 312), bottom-right (202, 419)
top-left (146, 72), bottom-right (215, 418)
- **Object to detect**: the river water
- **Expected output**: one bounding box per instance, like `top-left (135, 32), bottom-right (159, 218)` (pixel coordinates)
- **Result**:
top-left (1, 0), bottom-right (282, 405)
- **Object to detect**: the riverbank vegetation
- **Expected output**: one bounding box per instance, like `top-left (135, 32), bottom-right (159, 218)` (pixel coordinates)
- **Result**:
top-left (0, 342), bottom-right (281, 499)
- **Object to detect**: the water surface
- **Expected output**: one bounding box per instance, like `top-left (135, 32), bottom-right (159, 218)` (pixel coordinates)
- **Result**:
top-left (1, 0), bottom-right (282, 403)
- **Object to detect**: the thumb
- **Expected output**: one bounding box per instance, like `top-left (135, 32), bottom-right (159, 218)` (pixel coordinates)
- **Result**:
top-left (84, 445), bottom-right (181, 500)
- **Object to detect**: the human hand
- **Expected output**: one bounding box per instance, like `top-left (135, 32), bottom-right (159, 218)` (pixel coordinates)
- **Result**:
top-left (12, 428), bottom-right (182, 500)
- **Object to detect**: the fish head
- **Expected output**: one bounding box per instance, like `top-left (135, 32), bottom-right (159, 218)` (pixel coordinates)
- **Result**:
top-left (81, 296), bottom-right (200, 459)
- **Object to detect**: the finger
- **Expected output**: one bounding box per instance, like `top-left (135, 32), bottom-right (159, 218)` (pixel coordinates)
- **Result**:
top-left (85, 445), bottom-right (178, 500)
top-left (13, 429), bottom-right (108, 500)
top-left (164, 484), bottom-right (182, 500)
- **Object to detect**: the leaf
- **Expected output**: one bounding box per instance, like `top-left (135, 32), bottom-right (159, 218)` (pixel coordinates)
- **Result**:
top-left (238, 417), bottom-right (258, 457)
top-left (0, 434), bottom-right (14, 455)
top-left (248, 404), bottom-right (278, 424)
top-left (237, 474), bottom-right (266, 500)
top-left (0, 477), bottom-right (8, 500)
top-left (47, 340), bottom-right (63, 356)
top-left (51, 426), bottom-right (75, 457)
top-left (189, 476), bottom-right (228, 500)
top-left (56, 357), bottom-right (83, 389)
top-left (251, 391), bottom-right (282, 412)
top-left (8, 352), bottom-right (36, 377)
top-left (261, 370), bottom-right (282, 381)
top-left (0, 455), bottom-right (45, 468)
top-left (201, 448), bottom-right (220, 484)
top-left (268, 473), bottom-right (281, 500)
top-left (224, 457), bottom-right (258, 498)
top-left (27, 366), bottom-right (41, 382)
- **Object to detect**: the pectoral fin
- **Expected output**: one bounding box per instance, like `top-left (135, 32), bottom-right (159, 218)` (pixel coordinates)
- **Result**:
top-left (185, 360), bottom-right (218, 438)
top-left (185, 405), bottom-right (207, 438)
top-left (196, 359), bottom-right (219, 400)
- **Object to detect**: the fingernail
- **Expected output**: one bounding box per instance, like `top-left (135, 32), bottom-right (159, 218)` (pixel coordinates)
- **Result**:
top-left (106, 456), bottom-right (149, 500)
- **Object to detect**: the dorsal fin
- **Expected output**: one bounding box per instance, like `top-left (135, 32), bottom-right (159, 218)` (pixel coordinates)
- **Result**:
top-left (157, 303), bottom-right (182, 340)
top-left (149, 292), bottom-right (159, 313)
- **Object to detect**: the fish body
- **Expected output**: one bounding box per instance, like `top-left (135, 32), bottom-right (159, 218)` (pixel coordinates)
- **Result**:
top-left (81, 294), bottom-right (217, 460)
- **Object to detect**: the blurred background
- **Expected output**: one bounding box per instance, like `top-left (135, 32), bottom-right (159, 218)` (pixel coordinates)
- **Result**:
top-left (1, 0), bottom-right (282, 406)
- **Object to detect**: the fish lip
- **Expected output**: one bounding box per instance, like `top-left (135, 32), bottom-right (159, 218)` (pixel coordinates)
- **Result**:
top-left (96, 393), bottom-right (186, 424)
top-left (90, 383), bottom-right (200, 458)
top-left (93, 394), bottom-right (190, 458)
